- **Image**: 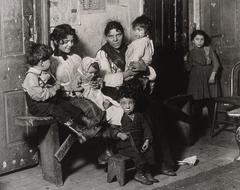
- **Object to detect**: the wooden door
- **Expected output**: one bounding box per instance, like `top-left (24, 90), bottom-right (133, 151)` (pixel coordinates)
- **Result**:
top-left (0, 0), bottom-right (45, 175)
top-left (197, 0), bottom-right (240, 96)
top-left (144, 0), bottom-right (188, 50)
top-left (144, 0), bottom-right (189, 100)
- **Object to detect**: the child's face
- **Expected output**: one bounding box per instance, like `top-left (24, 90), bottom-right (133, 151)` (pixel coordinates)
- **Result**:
top-left (40, 59), bottom-right (51, 71)
top-left (88, 65), bottom-right (98, 74)
top-left (192, 34), bottom-right (204, 48)
top-left (58, 35), bottom-right (74, 54)
top-left (133, 26), bottom-right (146, 39)
top-left (119, 97), bottom-right (135, 115)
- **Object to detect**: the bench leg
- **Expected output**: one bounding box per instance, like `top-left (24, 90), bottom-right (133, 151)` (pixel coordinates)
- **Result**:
top-left (107, 158), bottom-right (126, 186)
top-left (39, 123), bottom-right (63, 186)
top-left (116, 161), bottom-right (126, 186)
top-left (107, 158), bottom-right (116, 183)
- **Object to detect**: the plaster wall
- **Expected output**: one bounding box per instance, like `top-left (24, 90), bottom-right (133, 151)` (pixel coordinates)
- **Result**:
top-left (49, 0), bottom-right (143, 57)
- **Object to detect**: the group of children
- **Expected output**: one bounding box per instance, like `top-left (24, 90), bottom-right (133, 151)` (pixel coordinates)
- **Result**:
top-left (22, 13), bottom-right (220, 186)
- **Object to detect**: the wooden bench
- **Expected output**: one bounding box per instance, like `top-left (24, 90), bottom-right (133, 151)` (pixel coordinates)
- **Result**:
top-left (107, 154), bottom-right (132, 186)
top-left (15, 115), bottom-right (77, 186)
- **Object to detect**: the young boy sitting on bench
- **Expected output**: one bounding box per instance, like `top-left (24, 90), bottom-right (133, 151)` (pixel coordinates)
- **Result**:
top-left (22, 42), bottom-right (96, 142)
top-left (111, 84), bottom-right (159, 185)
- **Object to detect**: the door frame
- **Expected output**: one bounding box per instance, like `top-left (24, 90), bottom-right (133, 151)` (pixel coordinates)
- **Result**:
top-left (35, 0), bottom-right (49, 44)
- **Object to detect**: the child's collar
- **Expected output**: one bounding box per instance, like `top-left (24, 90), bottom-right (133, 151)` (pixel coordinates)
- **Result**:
top-left (28, 67), bottom-right (48, 75)
top-left (28, 67), bottom-right (42, 75)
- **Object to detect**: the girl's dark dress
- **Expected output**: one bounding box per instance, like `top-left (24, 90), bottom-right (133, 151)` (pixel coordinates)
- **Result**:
top-left (186, 46), bottom-right (220, 100)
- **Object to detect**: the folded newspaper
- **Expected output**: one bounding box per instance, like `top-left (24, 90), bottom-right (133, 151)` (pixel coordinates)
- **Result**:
top-left (228, 108), bottom-right (240, 117)
top-left (178, 155), bottom-right (197, 166)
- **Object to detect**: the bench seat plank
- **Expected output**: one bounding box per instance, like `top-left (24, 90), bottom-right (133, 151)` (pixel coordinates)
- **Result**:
top-left (15, 116), bottom-right (55, 127)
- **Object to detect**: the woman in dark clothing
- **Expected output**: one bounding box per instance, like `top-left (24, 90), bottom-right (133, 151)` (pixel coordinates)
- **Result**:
top-left (97, 20), bottom-right (176, 176)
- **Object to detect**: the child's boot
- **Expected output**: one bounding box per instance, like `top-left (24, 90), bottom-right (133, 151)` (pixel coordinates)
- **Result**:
top-left (145, 172), bottom-right (159, 183)
top-left (145, 165), bottom-right (159, 183)
top-left (97, 140), bottom-right (113, 165)
top-left (134, 170), bottom-right (153, 185)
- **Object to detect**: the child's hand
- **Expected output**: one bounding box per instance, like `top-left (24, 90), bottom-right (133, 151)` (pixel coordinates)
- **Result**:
top-left (77, 80), bottom-right (82, 88)
top-left (103, 99), bottom-right (112, 110)
top-left (141, 139), bottom-right (150, 152)
top-left (149, 81), bottom-right (155, 95)
top-left (117, 132), bottom-right (129, 141)
top-left (75, 85), bottom-right (84, 93)
top-left (53, 83), bottom-right (61, 91)
top-left (97, 78), bottom-right (104, 89)
top-left (90, 80), bottom-right (101, 89)
top-left (209, 72), bottom-right (216, 84)
top-left (75, 92), bottom-right (84, 98)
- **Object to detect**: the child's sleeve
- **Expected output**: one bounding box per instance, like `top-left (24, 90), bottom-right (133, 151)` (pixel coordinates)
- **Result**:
top-left (184, 52), bottom-right (193, 71)
top-left (142, 39), bottom-right (154, 65)
top-left (209, 47), bottom-right (220, 73)
top-left (126, 38), bottom-right (151, 65)
top-left (23, 74), bottom-right (57, 101)
top-left (141, 114), bottom-right (153, 141)
top-left (130, 41), bottom-right (146, 62)
top-left (96, 50), bottom-right (124, 87)
top-left (146, 65), bottom-right (157, 81)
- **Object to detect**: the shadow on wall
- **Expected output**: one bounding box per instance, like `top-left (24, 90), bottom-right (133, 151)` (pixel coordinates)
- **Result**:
top-left (72, 38), bottom-right (89, 58)
top-left (152, 46), bottom-right (192, 161)
top-left (152, 46), bottom-right (189, 103)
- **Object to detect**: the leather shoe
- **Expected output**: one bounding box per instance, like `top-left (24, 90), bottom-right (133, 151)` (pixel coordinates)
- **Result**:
top-left (145, 173), bottom-right (159, 183)
top-left (234, 154), bottom-right (240, 161)
top-left (134, 173), bottom-right (153, 185)
top-left (97, 149), bottom-right (113, 165)
top-left (161, 169), bottom-right (177, 176)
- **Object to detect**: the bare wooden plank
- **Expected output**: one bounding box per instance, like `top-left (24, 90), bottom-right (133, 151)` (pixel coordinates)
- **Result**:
top-left (54, 134), bottom-right (77, 162)
top-left (15, 116), bottom-right (55, 127)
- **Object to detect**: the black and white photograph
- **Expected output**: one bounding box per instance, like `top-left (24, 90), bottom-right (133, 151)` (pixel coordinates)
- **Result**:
top-left (0, 0), bottom-right (240, 189)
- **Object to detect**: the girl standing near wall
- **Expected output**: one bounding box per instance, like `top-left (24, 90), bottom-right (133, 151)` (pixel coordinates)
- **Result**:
top-left (185, 30), bottom-right (221, 133)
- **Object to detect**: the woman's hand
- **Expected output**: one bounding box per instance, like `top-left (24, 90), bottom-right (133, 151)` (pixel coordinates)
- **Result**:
top-left (141, 139), bottom-right (150, 152)
top-left (90, 80), bottom-right (101, 89)
top-left (123, 70), bottom-right (136, 80)
top-left (129, 60), bottom-right (147, 72)
top-left (117, 132), bottom-right (129, 141)
top-left (53, 83), bottom-right (61, 91)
